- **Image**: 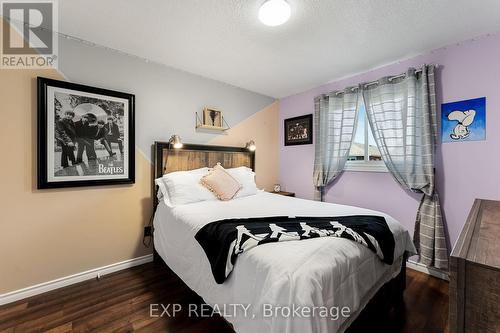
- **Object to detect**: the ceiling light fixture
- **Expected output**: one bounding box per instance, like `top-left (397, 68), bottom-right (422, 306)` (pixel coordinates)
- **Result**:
top-left (258, 0), bottom-right (291, 27)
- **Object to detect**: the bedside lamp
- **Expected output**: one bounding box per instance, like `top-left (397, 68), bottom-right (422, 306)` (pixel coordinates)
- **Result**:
top-left (169, 135), bottom-right (183, 149)
top-left (245, 140), bottom-right (256, 152)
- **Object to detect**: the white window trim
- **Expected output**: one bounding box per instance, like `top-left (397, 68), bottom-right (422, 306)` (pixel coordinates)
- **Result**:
top-left (345, 160), bottom-right (388, 172)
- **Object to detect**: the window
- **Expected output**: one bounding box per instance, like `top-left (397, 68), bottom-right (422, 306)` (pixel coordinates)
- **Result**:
top-left (346, 102), bottom-right (387, 172)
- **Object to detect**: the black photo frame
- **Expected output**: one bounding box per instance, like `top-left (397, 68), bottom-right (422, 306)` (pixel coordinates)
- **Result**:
top-left (37, 77), bottom-right (135, 189)
top-left (284, 114), bottom-right (313, 146)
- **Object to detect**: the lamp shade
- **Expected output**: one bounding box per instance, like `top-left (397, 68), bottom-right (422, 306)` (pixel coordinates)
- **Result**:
top-left (245, 140), bottom-right (256, 151)
top-left (169, 135), bottom-right (183, 149)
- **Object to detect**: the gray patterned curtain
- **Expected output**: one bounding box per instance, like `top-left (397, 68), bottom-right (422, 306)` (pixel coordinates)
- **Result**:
top-left (313, 90), bottom-right (359, 201)
top-left (362, 65), bottom-right (448, 270)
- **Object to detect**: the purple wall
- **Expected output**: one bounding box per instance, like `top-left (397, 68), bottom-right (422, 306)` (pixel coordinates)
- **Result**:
top-left (279, 33), bottom-right (500, 248)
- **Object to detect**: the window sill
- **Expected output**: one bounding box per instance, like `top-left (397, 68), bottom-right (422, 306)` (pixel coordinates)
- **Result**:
top-left (344, 162), bottom-right (388, 173)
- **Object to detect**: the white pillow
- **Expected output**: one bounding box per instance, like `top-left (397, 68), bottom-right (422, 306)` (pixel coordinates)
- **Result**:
top-left (156, 167), bottom-right (216, 206)
top-left (155, 179), bottom-right (172, 206)
top-left (226, 166), bottom-right (258, 198)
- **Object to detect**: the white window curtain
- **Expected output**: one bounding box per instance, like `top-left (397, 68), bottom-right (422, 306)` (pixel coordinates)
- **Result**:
top-left (362, 65), bottom-right (448, 270)
top-left (313, 90), bottom-right (359, 201)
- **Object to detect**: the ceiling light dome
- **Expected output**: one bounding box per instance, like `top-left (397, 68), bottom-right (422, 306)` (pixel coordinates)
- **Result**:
top-left (258, 0), bottom-right (291, 27)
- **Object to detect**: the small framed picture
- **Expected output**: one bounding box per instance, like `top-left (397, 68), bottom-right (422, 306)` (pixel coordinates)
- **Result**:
top-left (441, 97), bottom-right (486, 143)
top-left (37, 77), bottom-right (135, 189)
top-left (203, 108), bottom-right (223, 128)
top-left (284, 114), bottom-right (313, 146)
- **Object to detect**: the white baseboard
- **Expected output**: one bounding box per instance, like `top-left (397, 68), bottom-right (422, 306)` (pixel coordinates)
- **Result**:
top-left (0, 254), bottom-right (153, 306)
top-left (406, 259), bottom-right (449, 281)
top-left (0, 255), bottom-right (446, 306)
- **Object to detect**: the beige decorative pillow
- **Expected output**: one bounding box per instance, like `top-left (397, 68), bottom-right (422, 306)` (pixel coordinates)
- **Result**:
top-left (201, 163), bottom-right (242, 201)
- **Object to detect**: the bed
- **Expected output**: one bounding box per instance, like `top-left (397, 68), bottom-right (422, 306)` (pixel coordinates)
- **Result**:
top-left (152, 142), bottom-right (416, 333)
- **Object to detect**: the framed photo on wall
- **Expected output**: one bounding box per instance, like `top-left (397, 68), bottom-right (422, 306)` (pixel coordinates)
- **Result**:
top-left (284, 114), bottom-right (313, 146)
top-left (441, 97), bottom-right (486, 143)
top-left (37, 77), bottom-right (135, 189)
top-left (203, 107), bottom-right (223, 128)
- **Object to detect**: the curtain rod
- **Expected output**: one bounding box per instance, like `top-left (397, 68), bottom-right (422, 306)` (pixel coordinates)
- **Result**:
top-left (334, 64), bottom-right (440, 95)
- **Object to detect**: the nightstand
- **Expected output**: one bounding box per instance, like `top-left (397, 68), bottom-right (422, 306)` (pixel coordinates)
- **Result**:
top-left (268, 191), bottom-right (295, 197)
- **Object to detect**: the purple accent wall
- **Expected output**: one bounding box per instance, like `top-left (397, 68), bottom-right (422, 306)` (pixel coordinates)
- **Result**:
top-left (279, 34), bottom-right (500, 248)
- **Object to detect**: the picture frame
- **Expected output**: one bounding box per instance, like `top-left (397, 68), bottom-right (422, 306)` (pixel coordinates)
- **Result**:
top-left (37, 77), bottom-right (135, 189)
top-left (441, 97), bottom-right (486, 143)
top-left (203, 107), bottom-right (223, 128)
top-left (284, 114), bottom-right (313, 146)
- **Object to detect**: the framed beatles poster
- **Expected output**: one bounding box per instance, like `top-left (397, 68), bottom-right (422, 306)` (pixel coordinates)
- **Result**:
top-left (37, 77), bottom-right (135, 189)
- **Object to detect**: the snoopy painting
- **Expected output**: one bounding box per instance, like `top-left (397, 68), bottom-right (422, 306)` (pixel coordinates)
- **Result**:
top-left (441, 97), bottom-right (486, 143)
top-left (447, 109), bottom-right (475, 140)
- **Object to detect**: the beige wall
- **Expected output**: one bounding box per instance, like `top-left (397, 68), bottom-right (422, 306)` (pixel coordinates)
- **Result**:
top-left (0, 69), bottom-right (279, 294)
top-left (0, 69), bottom-right (152, 294)
top-left (209, 101), bottom-right (280, 191)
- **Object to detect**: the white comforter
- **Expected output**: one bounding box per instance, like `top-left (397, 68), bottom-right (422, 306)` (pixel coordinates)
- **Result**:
top-left (153, 192), bottom-right (416, 333)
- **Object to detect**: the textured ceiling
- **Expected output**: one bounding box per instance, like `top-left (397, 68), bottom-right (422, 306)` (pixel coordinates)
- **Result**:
top-left (58, 0), bottom-right (500, 98)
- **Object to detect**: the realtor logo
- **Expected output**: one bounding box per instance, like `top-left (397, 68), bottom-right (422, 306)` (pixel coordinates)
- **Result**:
top-left (1, 0), bottom-right (58, 68)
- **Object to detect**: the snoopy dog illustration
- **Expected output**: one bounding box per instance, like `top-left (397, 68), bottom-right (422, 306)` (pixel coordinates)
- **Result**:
top-left (447, 109), bottom-right (476, 140)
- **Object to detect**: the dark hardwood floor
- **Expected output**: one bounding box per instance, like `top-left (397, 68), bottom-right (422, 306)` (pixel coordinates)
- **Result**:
top-left (0, 262), bottom-right (449, 333)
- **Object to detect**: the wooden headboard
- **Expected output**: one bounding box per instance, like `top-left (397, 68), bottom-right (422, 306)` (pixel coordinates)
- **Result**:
top-left (153, 142), bottom-right (255, 207)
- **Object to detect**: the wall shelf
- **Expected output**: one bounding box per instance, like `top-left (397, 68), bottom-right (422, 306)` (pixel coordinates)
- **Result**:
top-left (196, 124), bottom-right (228, 131)
top-left (195, 112), bottom-right (230, 132)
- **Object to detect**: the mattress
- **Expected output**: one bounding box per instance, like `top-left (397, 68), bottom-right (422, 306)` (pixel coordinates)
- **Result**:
top-left (153, 192), bottom-right (416, 333)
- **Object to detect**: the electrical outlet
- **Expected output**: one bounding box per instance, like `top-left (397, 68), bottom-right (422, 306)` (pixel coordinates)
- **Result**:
top-left (144, 226), bottom-right (152, 237)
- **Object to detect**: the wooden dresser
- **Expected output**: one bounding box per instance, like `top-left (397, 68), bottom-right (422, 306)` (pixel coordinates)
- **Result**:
top-left (450, 199), bottom-right (500, 333)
